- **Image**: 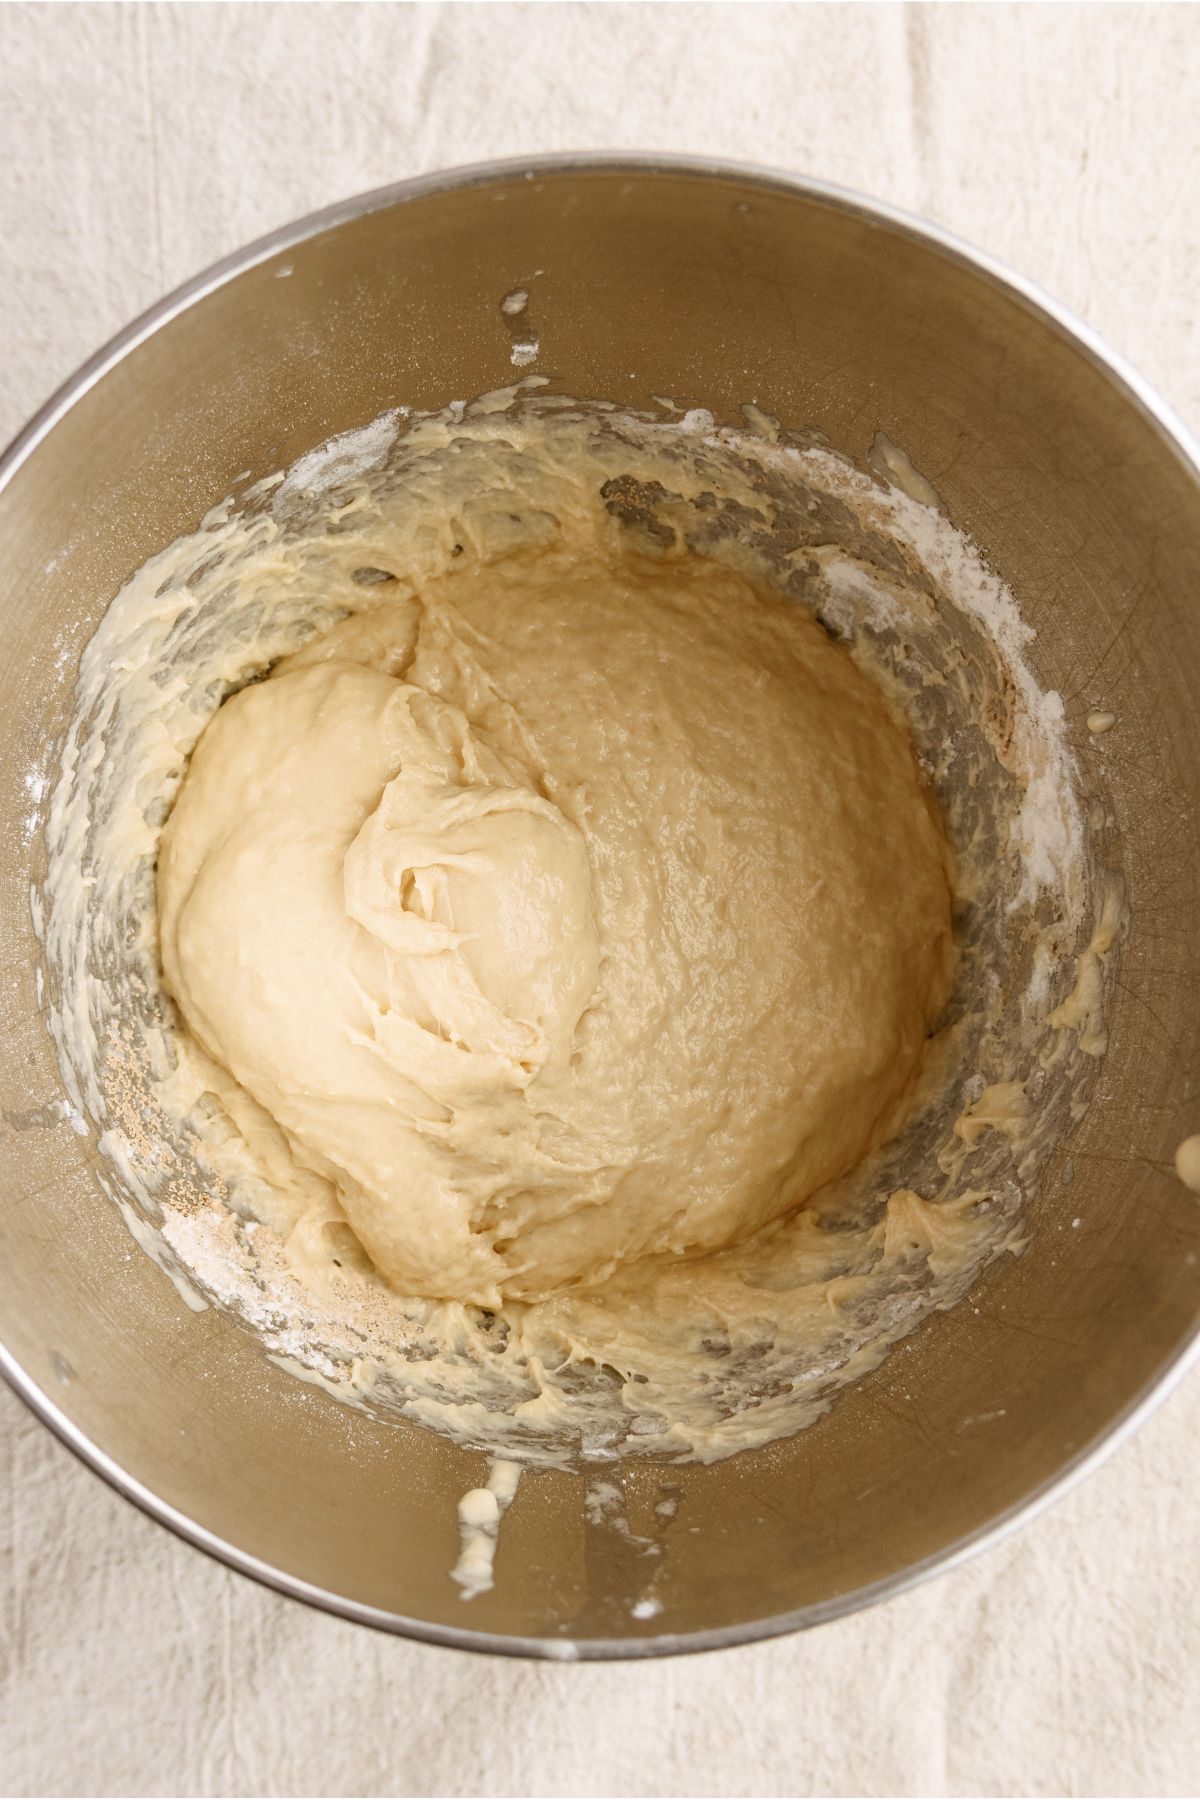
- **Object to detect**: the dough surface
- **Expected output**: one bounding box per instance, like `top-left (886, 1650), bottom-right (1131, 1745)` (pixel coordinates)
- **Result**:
top-left (158, 538), bottom-right (956, 1307)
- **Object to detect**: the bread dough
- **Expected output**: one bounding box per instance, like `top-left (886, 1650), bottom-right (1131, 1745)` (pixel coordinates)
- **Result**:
top-left (158, 536), bottom-right (956, 1307)
top-left (1176, 1135), bottom-right (1200, 1194)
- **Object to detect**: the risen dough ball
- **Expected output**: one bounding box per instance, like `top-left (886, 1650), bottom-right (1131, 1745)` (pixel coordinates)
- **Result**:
top-left (158, 546), bottom-right (955, 1306)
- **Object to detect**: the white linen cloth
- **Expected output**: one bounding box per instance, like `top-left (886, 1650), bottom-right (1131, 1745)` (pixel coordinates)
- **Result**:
top-left (1, 5), bottom-right (1198, 1793)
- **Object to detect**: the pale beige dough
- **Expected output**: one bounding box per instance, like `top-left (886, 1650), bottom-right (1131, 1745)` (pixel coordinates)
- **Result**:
top-left (1176, 1135), bottom-right (1200, 1194)
top-left (158, 538), bottom-right (956, 1309)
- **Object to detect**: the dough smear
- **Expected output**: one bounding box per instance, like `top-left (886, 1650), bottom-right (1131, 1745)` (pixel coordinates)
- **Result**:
top-left (158, 543), bottom-right (956, 1308)
top-left (44, 392), bottom-right (1095, 1462)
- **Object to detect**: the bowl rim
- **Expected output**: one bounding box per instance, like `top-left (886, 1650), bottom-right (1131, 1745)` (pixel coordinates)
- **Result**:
top-left (3, 150), bottom-right (1199, 1662)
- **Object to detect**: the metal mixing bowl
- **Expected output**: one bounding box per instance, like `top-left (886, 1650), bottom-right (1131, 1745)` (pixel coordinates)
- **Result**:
top-left (2, 157), bottom-right (1198, 1659)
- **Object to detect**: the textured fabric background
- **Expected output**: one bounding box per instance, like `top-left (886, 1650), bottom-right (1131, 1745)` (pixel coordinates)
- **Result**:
top-left (1, 5), bottom-right (1199, 1796)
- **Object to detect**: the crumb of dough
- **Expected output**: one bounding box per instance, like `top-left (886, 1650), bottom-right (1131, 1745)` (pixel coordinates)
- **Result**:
top-left (1175, 1135), bottom-right (1200, 1194)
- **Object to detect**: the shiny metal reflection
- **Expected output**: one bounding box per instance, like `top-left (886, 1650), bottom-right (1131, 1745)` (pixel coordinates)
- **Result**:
top-left (1, 156), bottom-right (1198, 1659)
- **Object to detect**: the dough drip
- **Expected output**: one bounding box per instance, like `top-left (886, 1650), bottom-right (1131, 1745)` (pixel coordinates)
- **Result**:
top-left (158, 548), bottom-right (956, 1308)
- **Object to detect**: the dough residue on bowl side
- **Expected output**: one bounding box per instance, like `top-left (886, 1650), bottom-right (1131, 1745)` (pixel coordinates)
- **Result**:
top-left (39, 386), bottom-right (1109, 1465)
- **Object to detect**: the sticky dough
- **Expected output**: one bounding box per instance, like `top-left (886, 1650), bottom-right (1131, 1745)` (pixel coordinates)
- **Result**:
top-left (158, 537), bottom-right (957, 1309)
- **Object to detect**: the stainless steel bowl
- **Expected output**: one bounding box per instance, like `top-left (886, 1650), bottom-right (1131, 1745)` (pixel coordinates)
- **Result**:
top-left (2, 156), bottom-right (1198, 1659)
